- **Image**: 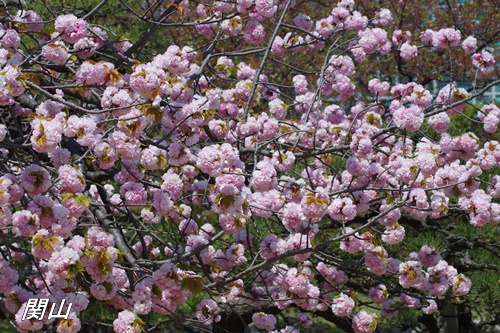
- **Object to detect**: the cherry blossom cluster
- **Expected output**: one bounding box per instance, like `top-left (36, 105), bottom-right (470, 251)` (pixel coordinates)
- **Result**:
top-left (0, 1), bottom-right (497, 333)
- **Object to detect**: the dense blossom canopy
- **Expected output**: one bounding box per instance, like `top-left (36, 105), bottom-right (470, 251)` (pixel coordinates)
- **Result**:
top-left (0, 0), bottom-right (498, 332)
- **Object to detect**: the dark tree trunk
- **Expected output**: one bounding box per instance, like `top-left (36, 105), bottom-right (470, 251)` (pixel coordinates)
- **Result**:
top-left (440, 301), bottom-right (479, 333)
top-left (419, 313), bottom-right (439, 333)
top-left (442, 302), bottom-right (459, 333)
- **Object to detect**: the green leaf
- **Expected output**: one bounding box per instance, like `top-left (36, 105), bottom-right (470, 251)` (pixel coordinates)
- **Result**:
top-left (75, 194), bottom-right (91, 207)
top-left (181, 276), bottom-right (204, 295)
top-left (152, 283), bottom-right (162, 299)
top-left (215, 193), bottom-right (235, 209)
top-left (68, 261), bottom-right (83, 277)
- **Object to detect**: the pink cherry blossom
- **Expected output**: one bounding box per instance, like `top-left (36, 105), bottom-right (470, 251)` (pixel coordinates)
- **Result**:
top-left (400, 42), bottom-right (418, 60)
top-left (244, 21), bottom-right (266, 44)
top-left (373, 8), bottom-right (392, 26)
top-left (422, 300), bottom-right (438, 315)
top-left (368, 78), bottom-right (389, 96)
top-left (472, 50), bottom-right (496, 73)
top-left (58, 165), bottom-right (86, 194)
top-left (381, 224), bottom-right (405, 244)
top-left (120, 182), bottom-right (147, 207)
top-left (400, 293), bottom-right (420, 308)
top-left (332, 293), bottom-right (355, 316)
top-left (462, 36), bottom-right (478, 54)
top-left (453, 273), bottom-right (472, 296)
top-left (196, 299), bottom-right (221, 325)
top-left (297, 312), bottom-right (313, 328)
top-left (54, 14), bottom-right (88, 43)
top-left (42, 41), bottom-right (69, 65)
top-left (252, 312), bottom-right (277, 331)
top-left (432, 28), bottom-right (461, 49)
top-left (428, 112), bottom-right (450, 133)
top-left (294, 14), bottom-right (313, 30)
top-left (20, 165), bottom-right (51, 195)
top-left (418, 245), bottom-right (441, 267)
top-left (368, 284), bottom-right (388, 304)
top-left (392, 105), bottom-right (424, 132)
top-left (0, 266), bottom-right (19, 293)
top-left (15, 10), bottom-right (44, 31)
top-left (113, 310), bottom-right (143, 333)
top-left (352, 310), bottom-right (378, 333)
top-left (365, 246), bottom-right (389, 275)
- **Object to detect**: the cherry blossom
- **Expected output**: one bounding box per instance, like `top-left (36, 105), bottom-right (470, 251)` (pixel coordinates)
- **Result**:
top-left (0, 3), bottom-right (496, 332)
